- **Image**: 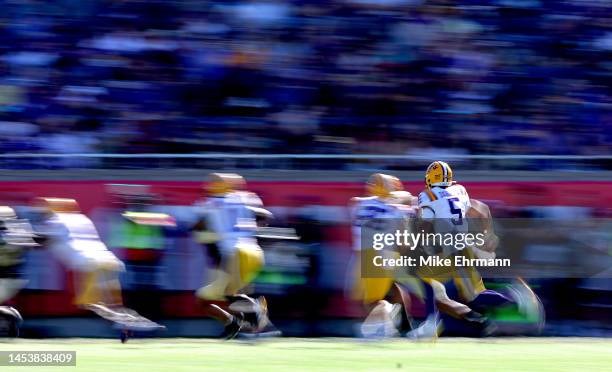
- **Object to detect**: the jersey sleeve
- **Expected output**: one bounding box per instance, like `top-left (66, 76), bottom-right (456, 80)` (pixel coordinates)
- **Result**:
top-left (394, 204), bottom-right (417, 219)
top-left (418, 191), bottom-right (435, 220)
top-left (350, 197), bottom-right (374, 227)
top-left (198, 199), bottom-right (231, 248)
top-left (460, 185), bottom-right (472, 209)
top-left (350, 204), bottom-right (362, 251)
top-left (244, 192), bottom-right (263, 208)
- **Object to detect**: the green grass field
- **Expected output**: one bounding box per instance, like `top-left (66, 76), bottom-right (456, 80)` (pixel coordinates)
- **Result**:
top-left (1, 338), bottom-right (610, 372)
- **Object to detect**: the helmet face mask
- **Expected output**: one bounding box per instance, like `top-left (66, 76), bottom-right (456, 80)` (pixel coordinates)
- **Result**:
top-left (425, 161), bottom-right (453, 188)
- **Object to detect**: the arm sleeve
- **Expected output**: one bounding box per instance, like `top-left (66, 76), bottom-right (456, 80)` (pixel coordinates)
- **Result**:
top-left (198, 202), bottom-right (231, 253)
top-left (462, 186), bottom-right (472, 209)
top-left (418, 192), bottom-right (435, 220)
top-left (420, 206), bottom-right (435, 220)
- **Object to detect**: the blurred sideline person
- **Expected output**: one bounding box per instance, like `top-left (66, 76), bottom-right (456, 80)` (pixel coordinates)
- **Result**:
top-left (192, 173), bottom-right (274, 339)
top-left (107, 185), bottom-right (175, 320)
top-left (348, 173), bottom-right (417, 338)
top-left (416, 161), bottom-right (539, 336)
top-left (32, 198), bottom-right (163, 334)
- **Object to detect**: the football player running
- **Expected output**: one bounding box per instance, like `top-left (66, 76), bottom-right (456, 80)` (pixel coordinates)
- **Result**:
top-left (348, 173), bottom-right (417, 338)
top-left (31, 197), bottom-right (164, 342)
top-left (0, 206), bottom-right (37, 337)
top-left (193, 173), bottom-right (274, 339)
top-left (416, 161), bottom-right (540, 336)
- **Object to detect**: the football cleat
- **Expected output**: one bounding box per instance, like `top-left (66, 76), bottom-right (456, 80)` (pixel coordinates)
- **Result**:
top-left (221, 316), bottom-right (243, 340)
top-left (506, 278), bottom-right (546, 334)
top-left (0, 306), bottom-right (23, 337)
top-left (360, 300), bottom-right (400, 338)
top-left (405, 313), bottom-right (442, 341)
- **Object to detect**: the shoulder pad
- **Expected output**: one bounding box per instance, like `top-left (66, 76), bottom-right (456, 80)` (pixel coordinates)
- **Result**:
top-left (389, 191), bottom-right (415, 205)
top-left (395, 204), bottom-right (418, 217)
top-left (350, 196), bottom-right (376, 204)
top-left (418, 190), bottom-right (437, 205)
top-left (456, 184), bottom-right (468, 196)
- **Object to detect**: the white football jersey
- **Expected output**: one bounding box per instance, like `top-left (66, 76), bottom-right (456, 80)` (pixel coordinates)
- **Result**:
top-left (195, 193), bottom-right (258, 256)
top-left (234, 190), bottom-right (264, 209)
top-left (351, 196), bottom-right (416, 251)
top-left (49, 212), bottom-right (123, 271)
top-left (418, 184), bottom-right (471, 232)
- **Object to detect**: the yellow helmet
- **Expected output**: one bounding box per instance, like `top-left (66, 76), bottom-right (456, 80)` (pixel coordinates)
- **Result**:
top-left (36, 197), bottom-right (81, 213)
top-left (425, 161), bottom-right (454, 188)
top-left (366, 173), bottom-right (403, 198)
top-left (206, 173), bottom-right (244, 196)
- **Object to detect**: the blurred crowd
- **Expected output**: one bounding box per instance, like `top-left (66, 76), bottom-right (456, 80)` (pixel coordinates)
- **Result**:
top-left (0, 0), bottom-right (611, 167)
